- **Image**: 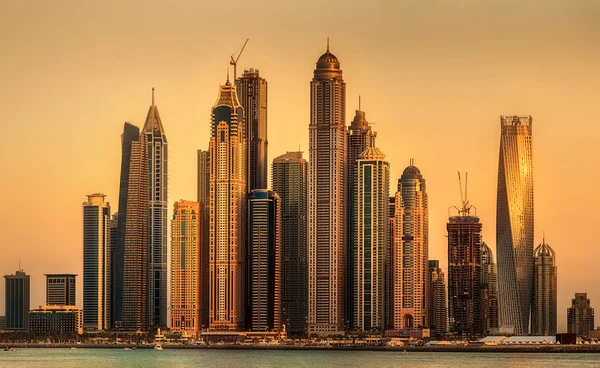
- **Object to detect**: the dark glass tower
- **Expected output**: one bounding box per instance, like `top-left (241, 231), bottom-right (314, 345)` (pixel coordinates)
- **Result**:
top-left (4, 269), bottom-right (30, 331)
top-left (272, 151), bottom-right (307, 336)
top-left (236, 69), bottom-right (268, 192)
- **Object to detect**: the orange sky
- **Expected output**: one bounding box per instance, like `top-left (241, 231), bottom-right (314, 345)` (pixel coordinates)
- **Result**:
top-left (1, 0), bottom-right (599, 332)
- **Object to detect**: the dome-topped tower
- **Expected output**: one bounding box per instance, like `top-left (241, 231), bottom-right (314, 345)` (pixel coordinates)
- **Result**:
top-left (314, 38), bottom-right (342, 80)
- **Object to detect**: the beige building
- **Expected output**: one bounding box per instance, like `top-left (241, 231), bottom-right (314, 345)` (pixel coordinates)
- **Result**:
top-left (392, 162), bottom-right (429, 330)
top-left (170, 200), bottom-right (202, 336)
top-left (308, 41), bottom-right (347, 336)
top-left (208, 78), bottom-right (246, 331)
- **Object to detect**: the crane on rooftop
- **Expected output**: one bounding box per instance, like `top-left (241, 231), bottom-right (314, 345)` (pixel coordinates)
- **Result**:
top-left (230, 39), bottom-right (249, 81)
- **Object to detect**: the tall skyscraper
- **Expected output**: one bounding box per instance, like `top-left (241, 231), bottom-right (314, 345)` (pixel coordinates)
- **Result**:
top-left (120, 123), bottom-right (149, 332)
top-left (447, 210), bottom-right (482, 338)
top-left (567, 293), bottom-right (594, 336)
top-left (428, 260), bottom-right (448, 337)
top-left (143, 88), bottom-right (168, 330)
top-left (83, 193), bottom-right (111, 331)
top-left (532, 238), bottom-right (557, 336)
top-left (197, 149), bottom-right (210, 329)
top-left (392, 162), bottom-right (429, 330)
top-left (208, 77), bottom-right (246, 331)
top-left (272, 151), bottom-right (307, 336)
top-left (247, 190), bottom-right (282, 332)
top-left (496, 115), bottom-right (534, 335)
top-left (480, 242), bottom-right (499, 335)
top-left (346, 107), bottom-right (375, 329)
top-left (108, 213), bottom-right (118, 327)
top-left (46, 274), bottom-right (77, 306)
top-left (4, 269), bottom-right (30, 331)
top-left (386, 197), bottom-right (396, 330)
top-left (236, 68), bottom-right (268, 192)
top-left (308, 41), bottom-right (346, 336)
top-left (353, 141), bottom-right (389, 332)
top-left (170, 200), bottom-right (201, 337)
top-left (113, 122), bottom-right (143, 328)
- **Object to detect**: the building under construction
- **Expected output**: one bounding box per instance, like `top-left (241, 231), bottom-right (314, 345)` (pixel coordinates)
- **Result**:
top-left (447, 173), bottom-right (483, 339)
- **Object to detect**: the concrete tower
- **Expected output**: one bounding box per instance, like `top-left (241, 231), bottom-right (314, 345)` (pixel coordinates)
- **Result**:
top-left (83, 193), bottom-right (111, 331)
top-left (532, 238), bottom-right (557, 336)
top-left (392, 161), bottom-right (429, 330)
top-left (308, 40), bottom-right (346, 336)
top-left (143, 88), bottom-right (168, 329)
top-left (496, 115), bottom-right (534, 335)
top-left (208, 77), bottom-right (246, 331)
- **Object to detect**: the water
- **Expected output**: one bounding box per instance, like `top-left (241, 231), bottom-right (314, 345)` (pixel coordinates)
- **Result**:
top-left (1, 349), bottom-right (600, 368)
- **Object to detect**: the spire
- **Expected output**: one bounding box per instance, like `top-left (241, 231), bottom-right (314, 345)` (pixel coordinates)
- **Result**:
top-left (327, 37), bottom-right (330, 52)
top-left (227, 68), bottom-right (230, 84)
top-left (152, 87), bottom-right (155, 107)
top-left (359, 95), bottom-right (361, 111)
top-left (143, 88), bottom-right (165, 134)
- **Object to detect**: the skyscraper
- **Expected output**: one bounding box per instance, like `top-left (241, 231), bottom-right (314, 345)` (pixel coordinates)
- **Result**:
top-left (428, 260), bottom-right (448, 337)
top-left (532, 238), bottom-right (557, 336)
top-left (480, 242), bottom-right (499, 335)
top-left (346, 107), bottom-right (375, 329)
top-left (447, 211), bottom-right (482, 338)
top-left (272, 151), bottom-right (307, 336)
top-left (567, 293), bottom-right (594, 336)
top-left (170, 200), bottom-right (201, 337)
top-left (308, 41), bottom-right (346, 336)
top-left (236, 68), bottom-right (268, 192)
top-left (353, 141), bottom-right (389, 333)
top-left (197, 149), bottom-right (210, 329)
top-left (83, 193), bottom-right (111, 331)
top-left (4, 269), bottom-right (30, 331)
top-left (121, 123), bottom-right (149, 332)
top-left (46, 274), bottom-right (77, 306)
top-left (143, 88), bottom-right (168, 330)
top-left (392, 162), bottom-right (429, 330)
top-left (208, 78), bottom-right (246, 331)
top-left (113, 122), bottom-right (143, 328)
top-left (496, 115), bottom-right (534, 335)
top-left (247, 190), bottom-right (281, 332)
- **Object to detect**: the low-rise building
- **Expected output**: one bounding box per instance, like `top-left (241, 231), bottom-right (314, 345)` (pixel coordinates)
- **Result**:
top-left (28, 305), bottom-right (83, 336)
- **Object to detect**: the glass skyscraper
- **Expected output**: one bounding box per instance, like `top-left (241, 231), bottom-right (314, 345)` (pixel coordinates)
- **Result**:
top-left (496, 115), bottom-right (534, 335)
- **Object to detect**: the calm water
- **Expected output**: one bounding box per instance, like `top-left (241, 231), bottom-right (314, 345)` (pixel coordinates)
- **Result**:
top-left (1, 349), bottom-right (600, 368)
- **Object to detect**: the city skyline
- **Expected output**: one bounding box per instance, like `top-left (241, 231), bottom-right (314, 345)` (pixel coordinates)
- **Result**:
top-left (1, 1), bottom-right (600, 332)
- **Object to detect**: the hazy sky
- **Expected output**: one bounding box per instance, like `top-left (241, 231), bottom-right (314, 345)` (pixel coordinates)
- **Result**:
top-left (1, 0), bottom-right (599, 332)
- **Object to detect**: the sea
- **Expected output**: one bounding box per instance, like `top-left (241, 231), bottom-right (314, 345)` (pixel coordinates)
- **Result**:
top-left (1, 349), bottom-right (600, 368)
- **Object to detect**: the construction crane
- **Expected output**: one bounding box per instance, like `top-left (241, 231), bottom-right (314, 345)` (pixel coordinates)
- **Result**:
top-left (230, 39), bottom-right (249, 81)
top-left (449, 171), bottom-right (476, 217)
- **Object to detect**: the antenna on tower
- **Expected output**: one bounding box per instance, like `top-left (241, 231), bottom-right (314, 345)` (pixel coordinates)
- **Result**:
top-left (230, 39), bottom-right (249, 81)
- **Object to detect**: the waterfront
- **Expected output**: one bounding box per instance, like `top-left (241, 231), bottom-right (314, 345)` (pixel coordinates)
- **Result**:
top-left (2, 349), bottom-right (600, 368)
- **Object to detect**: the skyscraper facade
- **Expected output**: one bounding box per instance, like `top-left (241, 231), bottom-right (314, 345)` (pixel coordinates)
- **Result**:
top-left (197, 149), bottom-right (210, 329)
top-left (428, 260), bottom-right (448, 337)
top-left (272, 151), bottom-right (307, 336)
top-left (46, 274), bottom-right (77, 306)
top-left (113, 122), bottom-right (143, 328)
top-left (208, 78), bottom-right (246, 331)
top-left (532, 239), bottom-right (557, 336)
top-left (353, 142), bottom-right (389, 332)
top-left (4, 270), bottom-right (30, 331)
top-left (236, 68), bottom-right (268, 192)
top-left (447, 214), bottom-right (482, 338)
top-left (480, 242), bottom-right (499, 335)
top-left (567, 293), bottom-right (594, 336)
top-left (170, 200), bottom-right (202, 337)
top-left (392, 162), bottom-right (429, 330)
top-left (83, 193), bottom-right (111, 331)
top-left (121, 124), bottom-right (149, 332)
top-left (308, 43), bottom-right (346, 336)
top-left (496, 115), bottom-right (534, 335)
top-left (346, 108), bottom-right (375, 329)
top-left (143, 89), bottom-right (168, 330)
top-left (247, 190), bottom-right (281, 332)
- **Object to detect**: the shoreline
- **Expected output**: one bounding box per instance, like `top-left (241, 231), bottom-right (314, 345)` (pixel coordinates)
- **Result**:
top-left (3, 344), bottom-right (600, 353)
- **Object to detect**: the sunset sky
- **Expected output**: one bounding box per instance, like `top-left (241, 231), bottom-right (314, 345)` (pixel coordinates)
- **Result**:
top-left (1, 0), bottom-right (599, 331)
